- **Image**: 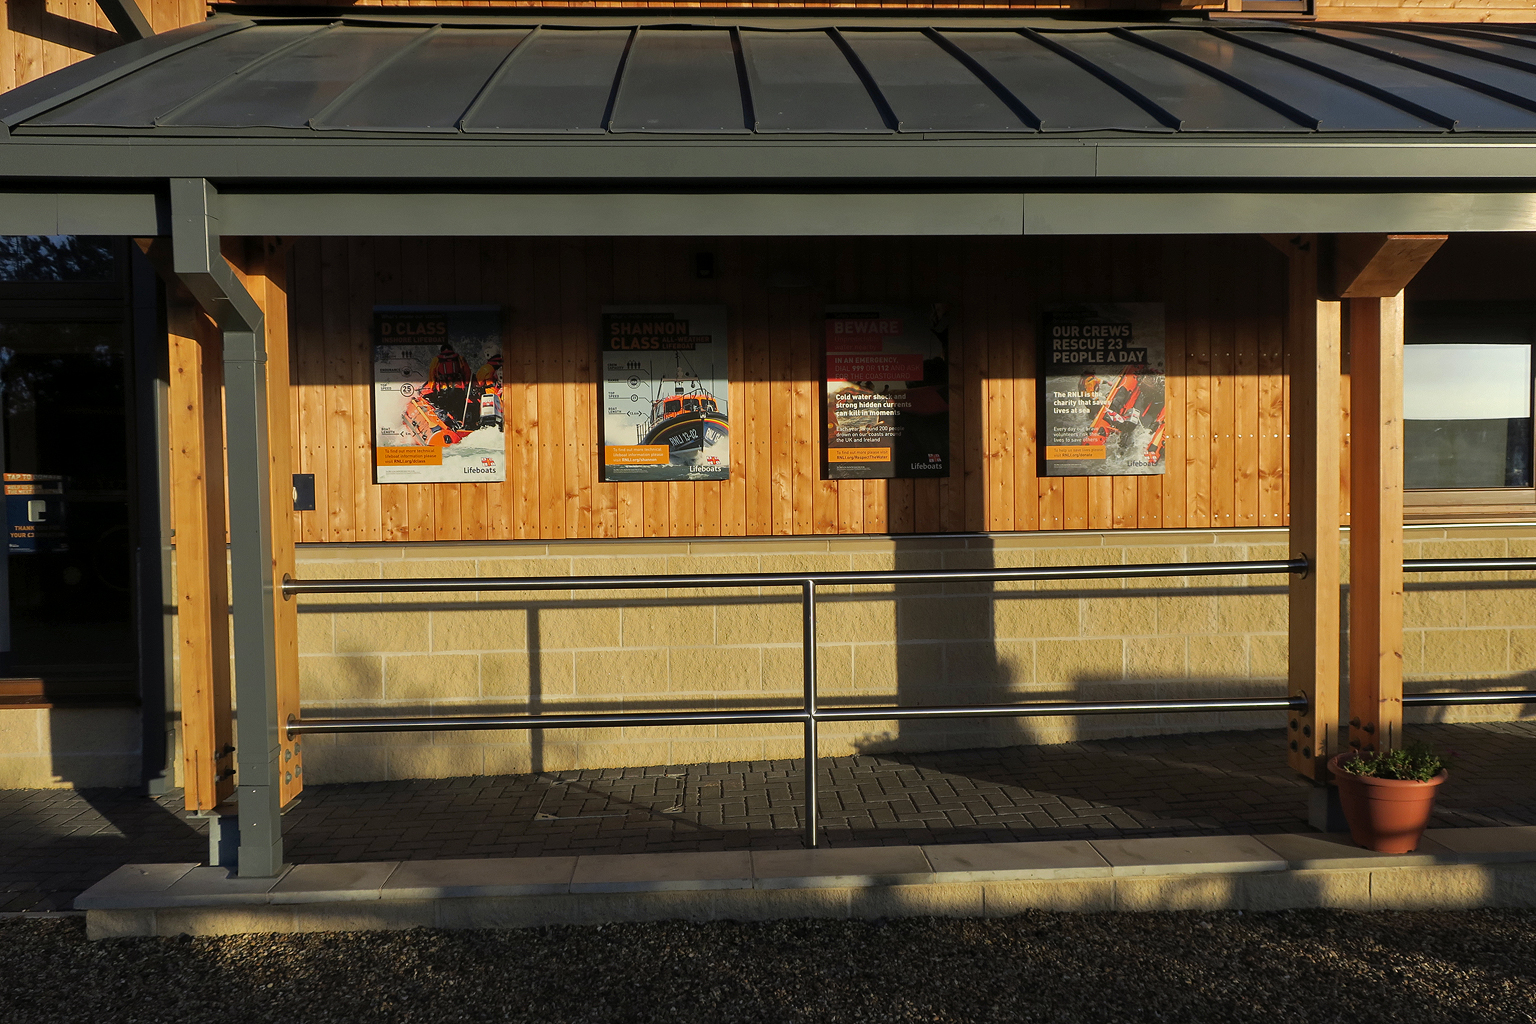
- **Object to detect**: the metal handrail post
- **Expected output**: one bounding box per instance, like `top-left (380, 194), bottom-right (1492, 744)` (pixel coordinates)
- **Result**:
top-left (803, 579), bottom-right (818, 850)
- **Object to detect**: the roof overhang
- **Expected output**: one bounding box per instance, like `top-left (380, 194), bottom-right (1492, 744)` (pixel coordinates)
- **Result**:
top-left (2, 14), bottom-right (1536, 236)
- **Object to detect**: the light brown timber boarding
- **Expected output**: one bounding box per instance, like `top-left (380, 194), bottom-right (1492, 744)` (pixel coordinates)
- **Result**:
top-left (284, 235), bottom-right (1302, 543)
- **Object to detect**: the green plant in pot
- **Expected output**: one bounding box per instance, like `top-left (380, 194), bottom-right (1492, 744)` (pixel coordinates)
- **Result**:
top-left (1328, 743), bottom-right (1451, 854)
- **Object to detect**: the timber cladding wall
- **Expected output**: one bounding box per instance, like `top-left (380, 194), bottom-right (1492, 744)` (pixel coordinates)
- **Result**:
top-left (286, 234), bottom-right (1290, 544)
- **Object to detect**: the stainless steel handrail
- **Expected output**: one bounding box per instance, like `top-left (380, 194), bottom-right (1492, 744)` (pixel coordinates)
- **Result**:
top-left (290, 696), bottom-right (1311, 735)
top-left (1405, 557), bottom-right (1536, 573)
top-left (281, 557), bottom-right (1308, 596)
top-left (280, 553), bottom-right (1536, 848)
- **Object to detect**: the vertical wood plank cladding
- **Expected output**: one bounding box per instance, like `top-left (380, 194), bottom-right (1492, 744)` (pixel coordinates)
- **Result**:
top-left (287, 235), bottom-right (1296, 542)
top-left (1258, 244), bottom-right (1287, 528)
top-left (320, 238), bottom-right (354, 543)
top-left (293, 241), bottom-right (328, 544)
top-left (348, 237), bottom-right (381, 543)
top-left (1234, 240), bottom-right (1261, 529)
top-left (1185, 241), bottom-right (1213, 530)
top-left (1161, 236), bottom-right (1187, 530)
top-left (1210, 238), bottom-right (1237, 532)
top-left (509, 238), bottom-right (540, 541)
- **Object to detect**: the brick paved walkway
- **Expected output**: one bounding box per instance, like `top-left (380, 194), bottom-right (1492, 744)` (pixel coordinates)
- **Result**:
top-left (5, 721), bottom-right (1535, 912)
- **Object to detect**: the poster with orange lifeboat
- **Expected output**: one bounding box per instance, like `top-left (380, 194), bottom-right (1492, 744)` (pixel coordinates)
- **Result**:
top-left (372, 306), bottom-right (505, 483)
top-left (600, 306), bottom-right (729, 482)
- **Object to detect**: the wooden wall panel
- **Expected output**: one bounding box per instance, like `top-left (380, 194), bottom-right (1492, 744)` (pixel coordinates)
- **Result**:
top-left (287, 234), bottom-right (1296, 543)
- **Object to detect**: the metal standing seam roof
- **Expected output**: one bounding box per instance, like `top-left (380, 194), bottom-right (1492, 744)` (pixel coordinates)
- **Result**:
top-left (7, 17), bottom-right (1536, 138)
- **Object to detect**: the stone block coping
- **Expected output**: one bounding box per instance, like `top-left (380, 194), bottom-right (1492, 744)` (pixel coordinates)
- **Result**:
top-left (75, 828), bottom-right (1536, 938)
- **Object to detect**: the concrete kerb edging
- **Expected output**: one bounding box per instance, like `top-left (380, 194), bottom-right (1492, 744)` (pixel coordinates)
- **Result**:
top-left (77, 827), bottom-right (1536, 939)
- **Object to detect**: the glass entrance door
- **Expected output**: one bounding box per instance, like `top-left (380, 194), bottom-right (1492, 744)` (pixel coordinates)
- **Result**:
top-left (0, 288), bottom-right (137, 695)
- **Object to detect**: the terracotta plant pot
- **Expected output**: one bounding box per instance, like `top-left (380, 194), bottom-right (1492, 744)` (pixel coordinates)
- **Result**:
top-left (1328, 753), bottom-right (1447, 854)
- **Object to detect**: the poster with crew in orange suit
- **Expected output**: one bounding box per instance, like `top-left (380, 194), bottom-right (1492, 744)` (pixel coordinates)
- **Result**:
top-left (1042, 303), bottom-right (1166, 477)
top-left (372, 306), bottom-right (504, 483)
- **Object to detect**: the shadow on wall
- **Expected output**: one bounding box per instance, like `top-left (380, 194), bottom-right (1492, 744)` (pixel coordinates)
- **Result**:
top-left (6, 0), bottom-right (120, 56)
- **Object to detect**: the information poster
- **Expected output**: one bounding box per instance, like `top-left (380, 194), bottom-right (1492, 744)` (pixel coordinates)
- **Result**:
top-left (372, 306), bottom-right (505, 484)
top-left (600, 306), bottom-right (730, 482)
top-left (823, 305), bottom-right (950, 480)
top-left (1042, 303), bottom-right (1166, 477)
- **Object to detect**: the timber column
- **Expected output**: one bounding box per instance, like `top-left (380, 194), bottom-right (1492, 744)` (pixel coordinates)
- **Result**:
top-left (1337, 234), bottom-right (1447, 755)
top-left (1271, 234), bottom-right (1341, 784)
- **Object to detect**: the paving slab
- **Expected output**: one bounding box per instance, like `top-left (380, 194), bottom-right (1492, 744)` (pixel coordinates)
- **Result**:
top-left (72, 863), bottom-right (197, 910)
top-left (1091, 835), bottom-right (1286, 877)
top-left (571, 851), bottom-right (753, 893)
top-left (1254, 832), bottom-right (1457, 870)
top-left (1424, 826), bottom-right (1536, 863)
top-left (752, 846), bottom-right (932, 889)
top-left (159, 866), bottom-right (291, 906)
top-left (923, 840), bottom-right (1109, 882)
top-left (269, 862), bottom-right (399, 904)
top-left (383, 856), bottom-right (577, 898)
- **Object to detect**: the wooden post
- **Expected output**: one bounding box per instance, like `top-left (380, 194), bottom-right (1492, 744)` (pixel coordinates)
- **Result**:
top-left (1336, 234), bottom-right (1445, 754)
top-left (166, 295), bottom-right (235, 811)
top-left (1269, 234), bottom-right (1341, 782)
top-left (1347, 295), bottom-right (1404, 754)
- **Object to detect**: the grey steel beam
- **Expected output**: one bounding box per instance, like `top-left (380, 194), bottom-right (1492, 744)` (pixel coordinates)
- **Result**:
top-left (0, 193), bottom-right (164, 235)
top-left (215, 191), bottom-right (1024, 236)
top-left (96, 0), bottom-right (153, 42)
top-left (170, 177), bottom-right (284, 879)
top-left (1019, 190), bottom-right (1536, 235)
top-left (208, 189), bottom-right (1536, 238)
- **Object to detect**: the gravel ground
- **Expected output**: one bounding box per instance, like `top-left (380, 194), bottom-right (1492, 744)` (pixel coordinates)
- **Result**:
top-left (4, 910), bottom-right (1535, 1024)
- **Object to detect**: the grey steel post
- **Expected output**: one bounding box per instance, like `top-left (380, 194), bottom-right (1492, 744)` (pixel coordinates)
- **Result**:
top-left (172, 177), bottom-right (284, 877)
top-left (803, 580), bottom-right (818, 849)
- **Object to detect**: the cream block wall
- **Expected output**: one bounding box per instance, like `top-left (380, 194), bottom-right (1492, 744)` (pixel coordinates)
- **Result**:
top-left (0, 707), bottom-right (141, 789)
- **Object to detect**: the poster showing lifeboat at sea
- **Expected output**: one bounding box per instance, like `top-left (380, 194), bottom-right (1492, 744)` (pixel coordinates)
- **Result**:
top-left (371, 306), bottom-right (505, 484)
top-left (600, 306), bottom-right (730, 482)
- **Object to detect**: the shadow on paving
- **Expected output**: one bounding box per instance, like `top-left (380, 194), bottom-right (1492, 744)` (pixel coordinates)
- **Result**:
top-left (0, 789), bottom-right (206, 912)
top-left (3, 721), bottom-right (1534, 914)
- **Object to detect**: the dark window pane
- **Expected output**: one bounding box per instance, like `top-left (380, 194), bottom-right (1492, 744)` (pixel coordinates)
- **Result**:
top-left (0, 236), bottom-right (115, 283)
top-left (1404, 418), bottom-right (1533, 489)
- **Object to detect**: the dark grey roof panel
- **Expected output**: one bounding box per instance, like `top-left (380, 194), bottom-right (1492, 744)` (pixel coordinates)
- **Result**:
top-left (33, 24), bottom-right (319, 128)
top-left (609, 28), bottom-right (748, 134)
top-left (1235, 28), bottom-right (1536, 132)
top-left (166, 26), bottom-right (425, 129)
top-left (943, 31), bottom-right (1164, 133)
top-left (1049, 31), bottom-right (1306, 132)
top-left (1393, 28), bottom-right (1536, 71)
top-left (464, 29), bottom-right (628, 134)
top-left (739, 30), bottom-right (888, 134)
top-left (839, 30), bottom-right (1025, 132)
top-left (315, 29), bottom-right (530, 132)
top-left (1314, 27), bottom-right (1536, 116)
top-left (1141, 29), bottom-right (1435, 132)
top-left (0, 19), bottom-right (247, 128)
